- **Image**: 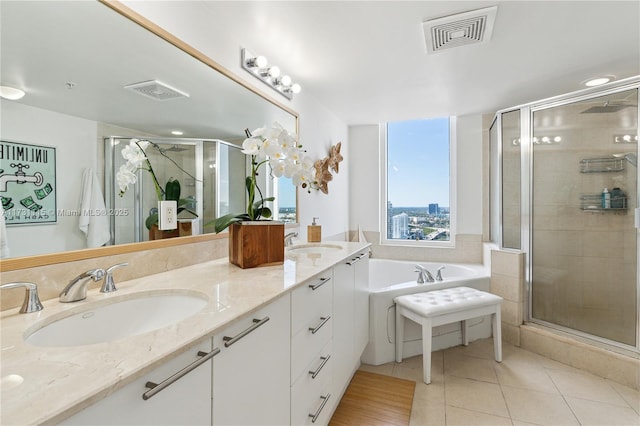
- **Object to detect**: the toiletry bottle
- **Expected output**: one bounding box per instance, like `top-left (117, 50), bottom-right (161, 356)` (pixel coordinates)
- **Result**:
top-left (308, 217), bottom-right (321, 242)
top-left (602, 187), bottom-right (610, 208)
top-left (610, 187), bottom-right (624, 209)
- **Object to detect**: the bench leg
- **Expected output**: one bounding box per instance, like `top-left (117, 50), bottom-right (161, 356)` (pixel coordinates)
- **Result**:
top-left (492, 306), bottom-right (502, 362)
top-left (421, 318), bottom-right (433, 384)
top-left (395, 306), bottom-right (405, 363)
top-left (461, 319), bottom-right (468, 346)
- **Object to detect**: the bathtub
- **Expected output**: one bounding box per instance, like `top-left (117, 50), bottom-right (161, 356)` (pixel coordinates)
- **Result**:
top-left (361, 258), bottom-right (492, 366)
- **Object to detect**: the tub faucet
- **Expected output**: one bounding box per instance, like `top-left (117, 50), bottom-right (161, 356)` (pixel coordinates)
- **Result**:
top-left (284, 232), bottom-right (298, 246)
top-left (59, 268), bottom-right (105, 303)
top-left (414, 265), bottom-right (434, 283)
top-left (436, 266), bottom-right (445, 281)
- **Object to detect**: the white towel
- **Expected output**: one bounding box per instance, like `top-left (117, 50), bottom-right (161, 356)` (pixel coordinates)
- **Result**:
top-left (79, 168), bottom-right (110, 248)
top-left (0, 209), bottom-right (9, 258)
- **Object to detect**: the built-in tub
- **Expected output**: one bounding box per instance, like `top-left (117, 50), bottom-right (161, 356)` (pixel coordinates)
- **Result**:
top-left (361, 258), bottom-right (492, 366)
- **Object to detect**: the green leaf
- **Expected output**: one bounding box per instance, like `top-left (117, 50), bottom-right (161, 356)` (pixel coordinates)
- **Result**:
top-left (165, 178), bottom-right (181, 201)
top-left (145, 213), bottom-right (158, 230)
top-left (210, 213), bottom-right (251, 233)
top-left (255, 207), bottom-right (272, 219)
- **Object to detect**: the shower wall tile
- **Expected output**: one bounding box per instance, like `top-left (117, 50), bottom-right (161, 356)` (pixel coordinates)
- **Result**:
top-left (491, 250), bottom-right (523, 279)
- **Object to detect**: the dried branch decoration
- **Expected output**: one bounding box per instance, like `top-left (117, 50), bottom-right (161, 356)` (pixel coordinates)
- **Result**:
top-left (313, 142), bottom-right (343, 194)
top-left (328, 142), bottom-right (343, 173)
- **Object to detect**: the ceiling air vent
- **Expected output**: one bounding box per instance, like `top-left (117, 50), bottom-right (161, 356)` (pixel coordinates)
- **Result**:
top-left (124, 80), bottom-right (189, 101)
top-left (423, 5), bottom-right (497, 54)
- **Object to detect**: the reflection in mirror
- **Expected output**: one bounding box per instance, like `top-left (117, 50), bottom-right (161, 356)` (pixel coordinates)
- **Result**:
top-left (0, 0), bottom-right (298, 261)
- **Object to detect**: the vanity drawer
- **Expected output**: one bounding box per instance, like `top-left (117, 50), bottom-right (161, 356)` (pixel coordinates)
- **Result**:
top-left (291, 272), bottom-right (332, 337)
top-left (291, 314), bottom-right (332, 382)
top-left (291, 341), bottom-right (333, 426)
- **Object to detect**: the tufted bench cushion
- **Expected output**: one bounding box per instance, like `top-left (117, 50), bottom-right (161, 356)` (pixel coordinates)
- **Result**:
top-left (394, 286), bottom-right (503, 384)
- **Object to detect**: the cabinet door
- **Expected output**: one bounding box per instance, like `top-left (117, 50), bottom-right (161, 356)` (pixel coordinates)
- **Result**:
top-left (353, 253), bottom-right (370, 359)
top-left (331, 262), bottom-right (355, 396)
top-left (61, 338), bottom-right (215, 426)
top-left (212, 294), bottom-right (290, 426)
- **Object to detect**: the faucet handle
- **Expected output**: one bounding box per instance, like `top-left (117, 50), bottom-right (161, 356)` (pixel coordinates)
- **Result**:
top-left (436, 266), bottom-right (445, 281)
top-left (0, 282), bottom-right (44, 313)
top-left (101, 262), bottom-right (129, 293)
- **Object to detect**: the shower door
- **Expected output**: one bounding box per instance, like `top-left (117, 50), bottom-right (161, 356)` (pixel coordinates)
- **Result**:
top-left (530, 87), bottom-right (638, 348)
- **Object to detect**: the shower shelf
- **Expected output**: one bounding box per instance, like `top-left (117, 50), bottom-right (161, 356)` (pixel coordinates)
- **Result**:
top-left (579, 157), bottom-right (625, 173)
top-left (580, 194), bottom-right (627, 212)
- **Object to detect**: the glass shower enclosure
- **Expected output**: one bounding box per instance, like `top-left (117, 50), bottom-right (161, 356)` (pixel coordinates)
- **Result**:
top-left (104, 137), bottom-right (245, 244)
top-left (491, 78), bottom-right (639, 351)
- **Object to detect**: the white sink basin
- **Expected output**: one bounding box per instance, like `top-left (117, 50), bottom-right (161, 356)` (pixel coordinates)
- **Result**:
top-left (25, 291), bottom-right (208, 347)
top-left (287, 243), bottom-right (343, 254)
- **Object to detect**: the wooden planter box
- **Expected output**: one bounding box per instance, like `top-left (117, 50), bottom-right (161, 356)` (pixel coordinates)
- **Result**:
top-left (229, 221), bottom-right (284, 269)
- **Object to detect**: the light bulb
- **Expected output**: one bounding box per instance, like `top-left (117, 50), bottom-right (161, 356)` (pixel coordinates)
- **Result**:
top-left (248, 55), bottom-right (267, 68)
top-left (0, 86), bottom-right (25, 100)
top-left (290, 83), bottom-right (301, 94)
top-left (554, 136), bottom-right (562, 143)
top-left (268, 66), bottom-right (281, 78)
top-left (280, 75), bottom-right (291, 86)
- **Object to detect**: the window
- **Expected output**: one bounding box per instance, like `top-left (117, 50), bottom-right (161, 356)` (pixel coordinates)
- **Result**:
top-left (380, 117), bottom-right (456, 246)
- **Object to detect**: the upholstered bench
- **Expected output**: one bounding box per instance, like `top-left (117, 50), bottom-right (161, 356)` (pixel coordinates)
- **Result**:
top-left (394, 286), bottom-right (503, 384)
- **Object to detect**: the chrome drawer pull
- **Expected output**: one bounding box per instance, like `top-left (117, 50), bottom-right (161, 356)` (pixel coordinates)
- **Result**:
top-left (309, 393), bottom-right (331, 423)
top-left (309, 316), bottom-right (330, 334)
top-left (223, 316), bottom-right (270, 347)
top-left (309, 355), bottom-right (331, 379)
top-left (346, 255), bottom-right (363, 266)
top-left (142, 348), bottom-right (220, 400)
top-left (309, 277), bottom-right (331, 290)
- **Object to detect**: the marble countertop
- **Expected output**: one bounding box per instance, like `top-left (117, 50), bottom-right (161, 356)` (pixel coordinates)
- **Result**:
top-left (0, 241), bottom-right (370, 425)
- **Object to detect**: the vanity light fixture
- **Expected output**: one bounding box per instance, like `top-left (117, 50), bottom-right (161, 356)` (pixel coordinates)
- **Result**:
top-left (0, 85), bottom-right (25, 100)
top-left (241, 48), bottom-right (301, 100)
top-left (614, 134), bottom-right (638, 144)
top-left (512, 136), bottom-right (562, 146)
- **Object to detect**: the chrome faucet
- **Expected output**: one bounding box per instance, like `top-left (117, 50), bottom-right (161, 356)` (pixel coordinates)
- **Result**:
top-left (414, 265), bottom-right (435, 283)
top-left (0, 282), bottom-right (44, 313)
top-left (101, 263), bottom-right (129, 293)
top-left (436, 266), bottom-right (445, 281)
top-left (59, 269), bottom-right (105, 303)
top-left (284, 231), bottom-right (298, 246)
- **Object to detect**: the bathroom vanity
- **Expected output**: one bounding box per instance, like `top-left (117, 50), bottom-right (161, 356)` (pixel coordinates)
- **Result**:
top-left (0, 241), bottom-right (370, 425)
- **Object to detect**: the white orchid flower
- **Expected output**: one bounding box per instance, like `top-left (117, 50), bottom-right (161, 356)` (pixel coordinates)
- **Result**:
top-left (241, 137), bottom-right (262, 155)
top-left (116, 164), bottom-right (137, 193)
top-left (269, 159), bottom-right (286, 177)
top-left (121, 141), bottom-right (147, 167)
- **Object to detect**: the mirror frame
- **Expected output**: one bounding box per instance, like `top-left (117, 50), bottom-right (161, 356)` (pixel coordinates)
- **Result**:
top-left (0, 0), bottom-right (299, 272)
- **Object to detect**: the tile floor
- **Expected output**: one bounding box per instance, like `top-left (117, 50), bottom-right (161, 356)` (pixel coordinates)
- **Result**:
top-left (359, 338), bottom-right (640, 426)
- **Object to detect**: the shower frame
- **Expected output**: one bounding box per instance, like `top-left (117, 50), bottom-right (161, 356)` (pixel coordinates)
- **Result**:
top-left (491, 76), bottom-right (640, 353)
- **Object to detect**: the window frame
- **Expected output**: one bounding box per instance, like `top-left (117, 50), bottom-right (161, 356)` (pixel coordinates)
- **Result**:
top-left (379, 117), bottom-right (457, 248)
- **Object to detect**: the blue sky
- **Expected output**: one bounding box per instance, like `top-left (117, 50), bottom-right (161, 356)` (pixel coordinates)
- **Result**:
top-left (387, 117), bottom-right (450, 207)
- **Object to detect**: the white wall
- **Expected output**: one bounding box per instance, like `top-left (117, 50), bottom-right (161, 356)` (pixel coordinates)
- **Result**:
top-left (348, 115), bottom-right (484, 259)
top-left (1, 101), bottom-right (98, 257)
top-left (122, 1), bottom-right (350, 241)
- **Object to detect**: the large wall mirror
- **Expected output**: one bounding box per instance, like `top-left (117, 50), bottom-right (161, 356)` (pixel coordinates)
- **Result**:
top-left (0, 1), bottom-right (298, 268)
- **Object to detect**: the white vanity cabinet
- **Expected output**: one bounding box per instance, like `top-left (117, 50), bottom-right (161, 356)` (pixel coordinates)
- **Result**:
top-left (61, 337), bottom-right (216, 426)
top-left (212, 294), bottom-right (291, 426)
top-left (331, 251), bottom-right (370, 403)
top-left (290, 272), bottom-right (334, 425)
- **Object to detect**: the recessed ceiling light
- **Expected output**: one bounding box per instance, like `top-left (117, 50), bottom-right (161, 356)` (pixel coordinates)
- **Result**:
top-left (584, 76), bottom-right (613, 87)
top-left (171, 130), bottom-right (184, 136)
top-left (0, 86), bottom-right (26, 100)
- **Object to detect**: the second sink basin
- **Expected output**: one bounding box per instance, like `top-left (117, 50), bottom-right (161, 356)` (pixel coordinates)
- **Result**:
top-left (25, 291), bottom-right (208, 347)
top-left (287, 243), bottom-right (343, 254)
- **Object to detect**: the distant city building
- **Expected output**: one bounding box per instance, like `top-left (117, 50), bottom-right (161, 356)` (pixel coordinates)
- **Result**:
top-left (428, 203), bottom-right (439, 215)
top-left (391, 212), bottom-right (409, 239)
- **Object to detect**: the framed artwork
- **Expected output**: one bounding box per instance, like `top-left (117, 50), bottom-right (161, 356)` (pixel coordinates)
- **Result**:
top-left (0, 140), bottom-right (57, 225)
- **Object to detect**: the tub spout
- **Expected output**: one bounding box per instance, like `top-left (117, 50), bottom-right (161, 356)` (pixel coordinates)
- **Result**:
top-left (415, 264), bottom-right (434, 283)
top-left (436, 266), bottom-right (445, 281)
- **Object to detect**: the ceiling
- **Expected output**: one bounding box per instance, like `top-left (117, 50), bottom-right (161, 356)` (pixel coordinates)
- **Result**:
top-left (200, 1), bottom-right (640, 124)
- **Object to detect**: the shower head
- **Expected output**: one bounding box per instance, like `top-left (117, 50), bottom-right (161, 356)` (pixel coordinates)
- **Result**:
top-left (581, 100), bottom-right (636, 114)
top-left (613, 152), bottom-right (637, 167)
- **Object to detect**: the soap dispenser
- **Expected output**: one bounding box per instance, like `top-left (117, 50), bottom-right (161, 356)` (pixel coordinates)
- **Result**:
top-left (308, 217), bottom-right (322, 242)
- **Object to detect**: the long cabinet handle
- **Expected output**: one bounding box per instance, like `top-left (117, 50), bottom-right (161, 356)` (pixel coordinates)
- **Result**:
top-left (309, 316), bottom-right (330, 334)
top-left (346, 255), bottom-right (363, 266)
top-left (308, 355), bottom-right (331, 379)
top-left (309, 393), bottom-right (331, 423)
top-left (143, 348), bottom-right (220, 400)
top-left (309, 277), bottom-right (331, 290)
top-left (223, 316), bottom-right (270, 347)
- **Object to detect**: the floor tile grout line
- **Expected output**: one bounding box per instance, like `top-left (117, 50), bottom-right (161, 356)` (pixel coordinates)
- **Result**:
top-left (544, 365), bottom-right (584, 425)
top-left (493, 357), bottom-right (516, 425)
